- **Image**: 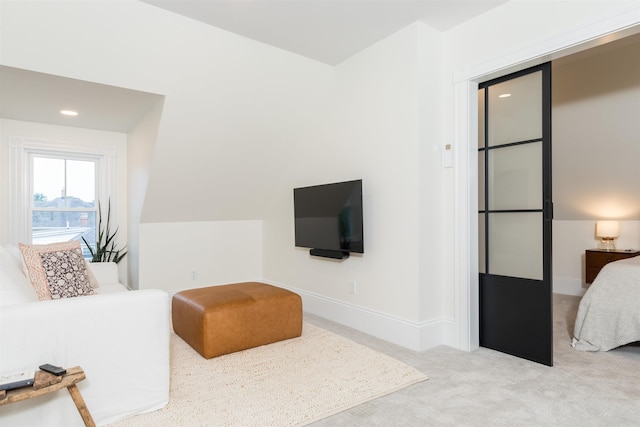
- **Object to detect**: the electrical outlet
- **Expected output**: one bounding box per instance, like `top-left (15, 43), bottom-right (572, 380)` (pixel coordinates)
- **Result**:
top-left (349, 281), bottom-right (357, 295)
top-left (191, 270), bottom-right (198, 280)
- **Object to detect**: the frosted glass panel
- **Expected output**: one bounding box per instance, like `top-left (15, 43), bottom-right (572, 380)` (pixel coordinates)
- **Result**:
top-left (488, 212), bottom-right (543, 280)
top-left (479, 213), bottom-right (485, 274)
top-left (488, 71), bottom-right (541, 147)
top-left (488, 142), bottom-right (542, 211)
top-left (478, 88), bottom-right (485, 148)
top-left (478, 151), bottom-right (485, 211)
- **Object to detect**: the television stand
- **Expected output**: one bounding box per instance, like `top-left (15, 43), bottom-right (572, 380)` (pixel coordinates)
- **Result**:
top-left (310, 249), bottom-right (350, 260)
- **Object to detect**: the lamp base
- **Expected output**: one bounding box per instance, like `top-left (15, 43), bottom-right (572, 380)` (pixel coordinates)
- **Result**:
top-left (598, 238), bottom-right (616, 251)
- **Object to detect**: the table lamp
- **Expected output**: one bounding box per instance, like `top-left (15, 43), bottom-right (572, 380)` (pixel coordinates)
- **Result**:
top-left (596, 220), bottom-right (619, 251)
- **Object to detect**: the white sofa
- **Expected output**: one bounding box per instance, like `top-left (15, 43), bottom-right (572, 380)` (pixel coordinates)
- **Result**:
top-left (0, 245), bottom-right (170, 426)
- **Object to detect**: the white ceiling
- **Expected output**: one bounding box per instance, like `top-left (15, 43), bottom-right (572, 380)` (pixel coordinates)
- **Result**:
top-left (0, 0), bottom-right (508, 133)
top-left (0, 66), bottom-right (163, 133)
top-left (142, 0), bottom-right (509, 65)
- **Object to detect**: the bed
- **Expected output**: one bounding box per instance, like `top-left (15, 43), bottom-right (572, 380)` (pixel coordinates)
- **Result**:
top-left (573, 254), bottom-right (640, 351)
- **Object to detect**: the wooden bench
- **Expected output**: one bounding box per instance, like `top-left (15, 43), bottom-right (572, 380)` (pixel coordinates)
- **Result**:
top-left (0, 366), bottom-right (95, 427)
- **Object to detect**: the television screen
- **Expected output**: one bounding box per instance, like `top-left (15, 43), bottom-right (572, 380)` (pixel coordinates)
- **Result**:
top-left (294, 179), bottom-right (364, 254)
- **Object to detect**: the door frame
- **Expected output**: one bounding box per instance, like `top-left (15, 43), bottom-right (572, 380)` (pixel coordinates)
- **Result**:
top-left (452, 12), bottom-right (640, 352)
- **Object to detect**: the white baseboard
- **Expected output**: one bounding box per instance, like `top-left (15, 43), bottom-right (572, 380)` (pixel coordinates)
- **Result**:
top-left (553, 276), bottom-right (586, 297)
top-left (265, 280), bottom-right (457, 352)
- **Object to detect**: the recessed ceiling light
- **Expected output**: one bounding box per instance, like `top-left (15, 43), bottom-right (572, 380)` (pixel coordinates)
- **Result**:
top-left (498, 93), bottom-right (511, 98)
top-left (60, 110), bottom-right (78, 116)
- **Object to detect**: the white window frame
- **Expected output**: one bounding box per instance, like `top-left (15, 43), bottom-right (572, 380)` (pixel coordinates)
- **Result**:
top-left (9, 136), bottom-right (116, 246)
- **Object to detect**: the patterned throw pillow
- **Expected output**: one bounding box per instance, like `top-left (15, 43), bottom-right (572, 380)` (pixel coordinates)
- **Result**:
top-left (18, 241), bottom-right (96, 300)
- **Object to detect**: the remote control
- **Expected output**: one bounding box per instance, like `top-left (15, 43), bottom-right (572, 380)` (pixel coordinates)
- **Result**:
top-left (39, 364), bottom-right (66, 376)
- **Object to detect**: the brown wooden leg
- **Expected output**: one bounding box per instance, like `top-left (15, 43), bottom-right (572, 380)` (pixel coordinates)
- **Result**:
top-left (66, 384), bottom-right (96, 427)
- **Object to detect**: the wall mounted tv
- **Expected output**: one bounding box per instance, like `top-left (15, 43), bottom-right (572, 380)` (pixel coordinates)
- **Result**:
top-left (294, 179), bottom-right (364, 260)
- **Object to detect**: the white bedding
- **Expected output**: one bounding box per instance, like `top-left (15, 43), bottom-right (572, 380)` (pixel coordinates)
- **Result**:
top-left (573, 254), bottom-right (640, 351)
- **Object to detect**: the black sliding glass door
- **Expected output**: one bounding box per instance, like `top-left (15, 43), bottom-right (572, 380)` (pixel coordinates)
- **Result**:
top-left (478, 63), bottom-right (553, 366)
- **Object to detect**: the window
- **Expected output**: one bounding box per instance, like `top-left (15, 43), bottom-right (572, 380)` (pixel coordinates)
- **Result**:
top-left (31, 154), bottom-right (98, 257)
top-left (9, 136), bottom-right (117, 254)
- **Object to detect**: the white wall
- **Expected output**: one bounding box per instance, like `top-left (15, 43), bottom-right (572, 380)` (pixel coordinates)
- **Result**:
top-left (416, 23), bottom-right (450, 327)
top-left (0, 120), bottom-right (6, 240)
top-left (127, 99), bottom-right (164, 289)
top-left (139, 221), bottom-right (262, 292)
top-left (0, 0), bottom-right (331, 219)
top-left (262, 23), bottom-right (449, 350)
top-left (443, 1), bottom-right (640, 80)
top-left (553, 36), bottom-right (640, 220)
top-left (0, 0), bottom-right (330, 297)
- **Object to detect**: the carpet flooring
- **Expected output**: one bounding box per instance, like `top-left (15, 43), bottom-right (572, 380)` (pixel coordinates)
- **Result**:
top-left (307, 294), bottom-right (640, 426)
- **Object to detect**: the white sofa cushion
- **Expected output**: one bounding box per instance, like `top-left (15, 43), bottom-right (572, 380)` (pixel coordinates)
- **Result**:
top-left (96, 282), bottom-right (129, 294)
top-left (0, 245), bottom-right (38, 305)
top-left (86, 261), bottom-right (120, 286)
top-left (87, 262), bottom-right (128, 293)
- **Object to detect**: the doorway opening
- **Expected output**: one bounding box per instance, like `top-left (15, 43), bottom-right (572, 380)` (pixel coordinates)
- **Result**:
top-left (453, 20), bottom-right (640, 355)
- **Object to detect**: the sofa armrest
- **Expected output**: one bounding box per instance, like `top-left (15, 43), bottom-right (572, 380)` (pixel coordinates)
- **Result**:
top-left (87, 261), bottom-right (120, 285)
top-left (0, 290), bottom-right (170, 426)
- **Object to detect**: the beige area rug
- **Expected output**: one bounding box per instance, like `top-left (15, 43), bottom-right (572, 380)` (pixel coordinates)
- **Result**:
top-left (110, 323), bottom-right (427, 427)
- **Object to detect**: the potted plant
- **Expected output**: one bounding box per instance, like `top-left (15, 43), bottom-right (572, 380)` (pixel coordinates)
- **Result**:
top-left (82, 198), bottom-right (127, 263)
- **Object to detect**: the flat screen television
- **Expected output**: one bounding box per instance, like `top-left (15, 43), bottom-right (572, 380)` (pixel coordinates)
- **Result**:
top-left (294, 179), bottom-right (364, 258)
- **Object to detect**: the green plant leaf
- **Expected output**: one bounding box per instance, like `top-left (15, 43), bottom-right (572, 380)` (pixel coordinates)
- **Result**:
top-left (82, 197), bottom-right (128, 264)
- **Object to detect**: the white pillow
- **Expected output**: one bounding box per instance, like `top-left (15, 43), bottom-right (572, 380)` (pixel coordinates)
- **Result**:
top-left (0, 245), bottom-right (38, 305)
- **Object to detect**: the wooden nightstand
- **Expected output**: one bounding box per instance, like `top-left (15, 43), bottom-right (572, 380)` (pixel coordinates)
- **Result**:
top-left (585, 249), bottom-right (640, 285)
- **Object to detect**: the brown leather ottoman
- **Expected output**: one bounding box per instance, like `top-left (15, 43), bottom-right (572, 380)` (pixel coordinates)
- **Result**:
top-left (171, 282), bottom-right (302, 358)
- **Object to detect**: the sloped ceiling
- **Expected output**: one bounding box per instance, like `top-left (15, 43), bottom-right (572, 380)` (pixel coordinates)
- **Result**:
top-left (0, 1), bottom-right (507, 132)
top-left (0, 65), bottom-right (162, 133)
top-left (141, 0), bottom-right (508, 65)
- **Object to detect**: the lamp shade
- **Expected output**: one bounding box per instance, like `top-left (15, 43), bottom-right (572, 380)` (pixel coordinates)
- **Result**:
top-left (596, 221), bottom-right (619, 239)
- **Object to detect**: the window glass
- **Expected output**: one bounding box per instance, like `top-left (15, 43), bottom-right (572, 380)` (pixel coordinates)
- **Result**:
top-left (31, 155), bottom-right (97, 257)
